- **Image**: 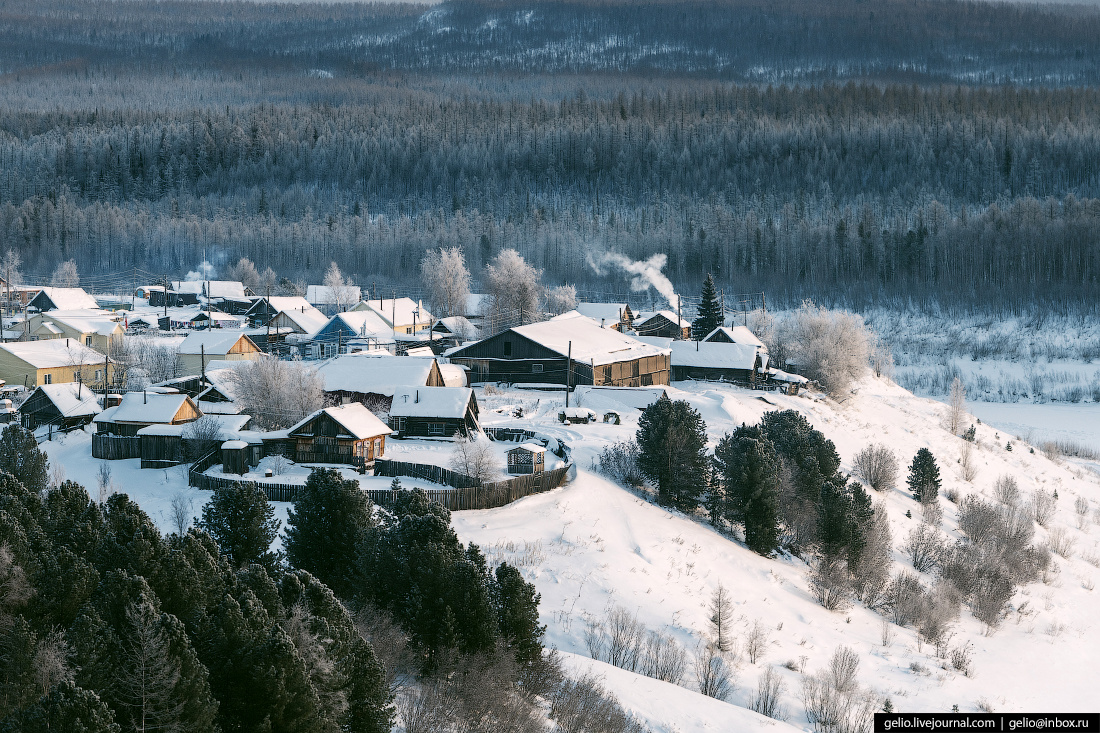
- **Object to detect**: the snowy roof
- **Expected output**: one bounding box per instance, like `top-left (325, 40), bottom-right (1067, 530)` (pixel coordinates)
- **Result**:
top-left (769, 368), bottom-right (809, 384)
top-left (357, 297), bottom-right (432, 327)
top-left (465, 293), bottom-right (489, 316)
top-left (635, 310), bottom-right (690, 328)
top-left (306, 284), bottom-right (362, 306)
top-left (276, 306), bottom-right (328, 335)
top-left (573, 385), bottom-right (669, 410)
top-left (438, 363), bottom-right (468, 388)
top-left (32, 287), bottom-right (99, 311)
top-left (287, 403), bottom-right (391, 440)
top-left (316, 354), bottom-right (438, 396)
top-left (177, 330), bottom-right (258, 355)
top-left (189, 310), bottom-right (244, 325)
top-left (41, 313), bottom-right (124, 337)
top-left (404, 346), bottom-right (434, 357)
top-left (0, 339), bottom-right (105, 368)
top-left (209, 413), bottom-right (251, 432)
top-left (388, 386), bottom-right (475, 419)
top-left (670, 341), bottom-right (762, 370)
top-left (507, 313), bottom-right (670, 367)
top-left (24, 383), bottom-right (101, 417)
top-left (264, 296), bottom-right (312, 313)
top-left (101, 391), bottom-right (195, 424)
top-left (434, 316), bottom-right (480, 339)
top-left (563, 407), bottom-right (598, 418)
top-left (327, 311), bottom-right (394, 339)
top-left (706, 326), bottom-right (766, 349)
top-left (172, 280), bottom-right (247, 299)
top-left (221, 440), bottom-right (249, 450)
top-left (575, 303), bottom-right (629, 324)
top-left (510, 442), bottom-right (546, 454)
top-left (632, 336), bottom-right (675, 350)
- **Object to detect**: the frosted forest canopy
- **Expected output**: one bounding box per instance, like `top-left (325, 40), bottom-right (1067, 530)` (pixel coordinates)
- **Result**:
top-left (2, 0), bottom-right (1100, 310)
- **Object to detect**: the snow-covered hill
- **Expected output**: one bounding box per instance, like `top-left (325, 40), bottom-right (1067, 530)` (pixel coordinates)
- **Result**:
top-left (455, 377), bottom-right (1100, 728)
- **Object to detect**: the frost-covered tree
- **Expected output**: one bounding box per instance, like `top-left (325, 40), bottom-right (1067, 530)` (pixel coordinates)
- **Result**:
top-left (485, 249), bottom-right (541, 328)
top-left (450, 433), bottom-right (500, 485)
top-left (421, 247), bottom-right (471, 319)
top-left (226, 258), bottom-right (260, 292)
top-left (947, 377), bottom-right (967, 435)
top-left (323, 262), bottom-right (356, 312)
top-left (225, 356), bottom-right (324, 430)
top-left (773, 302), bottom-right (872, 395)
top-left (545, 284), bottom-right (577, 315)
top-left (50, 259), bottom-right (79, 288)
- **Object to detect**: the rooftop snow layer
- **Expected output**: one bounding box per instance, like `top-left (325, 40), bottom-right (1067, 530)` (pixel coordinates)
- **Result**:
top-left (510, 313), bottom-right (670, 367)
top-left (326, 311), bottom-right (394, 339)
top-left (357, 297), bottom-right (432, 327)
top-left (177, 330), bottom-right (256, 355)
top-left (0, 339), bottom-right (105, 368)
top-left (573, 385), bottom-right (669, 410)
top-left (99, 391), bottom-right (192, 424)
top-left (634, 309), bottom-right (690, 328)
top-left (670, 340), bottom-right (762, 370)
top-left (287, 403), bottom-right (391, 440)
top-left (306, 284), bottom-right (362, 306)
top-left (389, 386), bottom-right (474, 418)
top-left (26, 383), bottom-right (101, 416)
top-left (32, 287), bottom-right (99, 310)
top-left (316, 355), bottom-right (438, 396)
top-left (707, 325), bottom-right (766, 349)
top-left (274, 306), bottom-right (328, 335)
top-left (574, 302), bottom-right (629, 324)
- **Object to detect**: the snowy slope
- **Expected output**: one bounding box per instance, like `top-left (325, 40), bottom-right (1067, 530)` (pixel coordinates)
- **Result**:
top-left (453, 376), bottom-right (1100, 724)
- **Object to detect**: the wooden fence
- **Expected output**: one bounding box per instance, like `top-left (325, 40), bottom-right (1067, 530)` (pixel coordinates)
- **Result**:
top-left (91, 433), bottom-right (141, 460)
top-left (484, 427), bottom-right (541, 443)
top-left (374, 459), bottom-right (481, 489)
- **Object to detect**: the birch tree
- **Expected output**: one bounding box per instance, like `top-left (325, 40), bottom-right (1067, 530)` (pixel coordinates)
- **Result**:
top-left (485, 249), bottom-right (541, 328)
top-left (421, 247), bottom-right (471, 319)
top-left (225, 356), bottom-right (324, 430)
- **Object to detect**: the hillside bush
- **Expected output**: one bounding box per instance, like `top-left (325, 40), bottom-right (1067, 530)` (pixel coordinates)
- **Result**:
top-left (771, 302), bottom-right (872, 396)
top-left (852, 444), bottom-right (899, 492)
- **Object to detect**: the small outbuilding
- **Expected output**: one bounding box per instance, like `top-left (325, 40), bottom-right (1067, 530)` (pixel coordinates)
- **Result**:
top-left (670, 341), bottom-right (768, 386)
top-left (506, 443), bottom-right (546, 475)
top-left (633, 311), bottom-right (691, 340)
top-left (388, 386), bottom-right (480, 438)
top-left (19, 382), bottom-right (101, 431)
top-left (94, 390), bottom-right (203, 436)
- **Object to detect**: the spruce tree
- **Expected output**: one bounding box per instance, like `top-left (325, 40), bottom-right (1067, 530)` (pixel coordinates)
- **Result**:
top-left (713, 425), bottom-right (781, 555)
top-left (286, 468), bottom-right (374, 599)
top-left (0, 424), bottom-right (48, 494)
top-left (691, 273), bottom-right (724, 340)
top-left (636, 396), bottom-right (709, 512)
top-left (2, 681), bottom-right (121, 733)
top-left (906, 448), bottom-right (941, 502)
top-left (491, 563), bottom-right (545, 666)
top-left (198, 482), bottom-right (281, 570)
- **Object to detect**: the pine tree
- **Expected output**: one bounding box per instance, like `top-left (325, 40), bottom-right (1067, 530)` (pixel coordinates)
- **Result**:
top-left (713, 425), bottom-right (781, 555)
top-left (198, 481), bottom-right (281, 569)
top-left (0, 424), bottom-right (49, 494)
top-left (691, 273), bottom-right (723, 340)
top-left (3, 681), bottom-right (121, 733)
top-left (491, 563), bottom-right (545, 666)
top-left (636, 396), bottom-right (709, 512)
top-left (286, 468), bottom-right (374, 599)
top-left (906, 448), bottom-right (941, 502)
top-left (708, 583), bottom-right (734, 652)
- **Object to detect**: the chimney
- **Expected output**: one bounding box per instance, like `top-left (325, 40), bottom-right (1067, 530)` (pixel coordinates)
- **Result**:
top-left (143, 389), bottom-right (147, 404)
top-left (415, 389), bottom-right (419, 403)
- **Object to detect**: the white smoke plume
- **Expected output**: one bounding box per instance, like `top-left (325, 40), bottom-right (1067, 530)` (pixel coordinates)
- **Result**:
top-left (185, 260), bottom-right (217, 282)
top-left (586, 252), bottom-right (681, 310)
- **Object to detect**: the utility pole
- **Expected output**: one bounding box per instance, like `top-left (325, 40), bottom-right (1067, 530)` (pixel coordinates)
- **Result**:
top-left (201, 344), bottom-right (206, 386)
top-left (565, 340), bottom-right (572, 407)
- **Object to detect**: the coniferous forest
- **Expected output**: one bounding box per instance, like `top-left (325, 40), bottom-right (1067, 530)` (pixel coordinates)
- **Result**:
top-left (2, 0), bottom-right (1100, 309)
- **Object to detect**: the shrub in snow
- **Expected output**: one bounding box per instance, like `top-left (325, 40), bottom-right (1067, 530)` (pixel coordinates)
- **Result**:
top-left (902, 523), bottom-right (946, 573)
top-left (640, 631), bottom-right (687, 684)
top-left (851, 506), bottom-right (893, 606)
top-left (1046, 527), bottom-right (1076, 559)
top-left (809, 557), bottom-right (852, 611)
top-left (694, 644), bottom-right (735, 701)
top-left (751, 667), bottom-right (787, 721)
top-left (1032, 489), bottom-right (1056, 527)
top-left (593, 440), bottom-right (644, 488)
top-left (993, 475), bottom-right (1020, 507)
top-left (800, 647), bottom-right (877, 733)
top-left (882, 571), bottom-right (928, 627)
top-left (852, 444), bottom-right (899, 492)
top-left (744, 619), bottom-right (769, 665)
top-left (450, 433), bottom-right (501, 484)
top-left (549, 673), bottom-right (648, 733)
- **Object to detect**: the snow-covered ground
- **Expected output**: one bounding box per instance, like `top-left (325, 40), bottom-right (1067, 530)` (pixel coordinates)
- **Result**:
top-left (42, 373), bottom-right (1100, 727)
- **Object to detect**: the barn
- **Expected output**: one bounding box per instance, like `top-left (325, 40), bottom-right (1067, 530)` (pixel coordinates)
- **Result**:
top-left (447, 312), bottom-right (670, 387)
top-left (388, 386), bottom-right (480, 438)
top-left (286, 403), bottom-right (390, 468)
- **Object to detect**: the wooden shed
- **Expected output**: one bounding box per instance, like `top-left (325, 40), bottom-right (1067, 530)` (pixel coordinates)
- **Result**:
top-left (633, 311), bottom-right (691, 340)
top-left (506, 443), bottom-right (546, 475)
top-left (19, 382), bottom-right (101, 431)
top-left (94, 390), bottom-right (202, 437)
top-left (446, 312), bottom-right (670, 388)
top-left (287, 403), bottom-right (390, 468)
top-left (221, 439), bottom-right (262, 475)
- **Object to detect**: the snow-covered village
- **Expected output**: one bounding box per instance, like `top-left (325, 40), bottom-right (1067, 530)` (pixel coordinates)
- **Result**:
top-left (3, 1), bottom-right (1100, 731)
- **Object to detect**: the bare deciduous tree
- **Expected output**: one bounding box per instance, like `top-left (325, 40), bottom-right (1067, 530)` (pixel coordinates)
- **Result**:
top-left (751, 666), bottom-right (786, 720)
top-left (946, 377), bottom-right (967, 435)
top-left (226, 355), bottom-right (325, 430)
top-left (450, 432), bottom-right (501, 485)
top-left (708, 582), bottom-right (734, 652)
top-left (640, 630), bottom-right (686, 684)
top-left (852, 505), bottom-right (893, 605)
top-left (693, 644), bottom-right (734, 701)
top-left (852, 444), bottom-right (899, 492)
top-left (169, 492), bottom-right (194, 536)
top-left (959, 439), bottom-right (977, 482)
top-left (323, 261), bottom-right (356, 313)
top-left (182, 415), bottom-right (223, 460)
top-left (420, 247), bottom-right (471, 319)
top-left (744, 619), bottom-right (769, 664)
top-left (227, 258), bottom-right (261, 291)
top-left (50, 259), bottom-right (79, 288)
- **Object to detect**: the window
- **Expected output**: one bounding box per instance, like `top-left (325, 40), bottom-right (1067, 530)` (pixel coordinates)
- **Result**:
top-left (427, 422), bottom-right (445, 436)
top-left (602, 365), bottom-right (612, 384)
top-left (43, 374), bottom-right (51, 385)
top-left (95, 370), bottom-right (102, 381)
top-left (324, 343), bottom-right (335, 357)
top-left (406, 327), bottom-right (412, 334)
top-left (532, 363), bottom-right (544, 373)
top-left (392, 416), bottom-right (406, 433)
top-left (503, 341), bottom-right (512, 356)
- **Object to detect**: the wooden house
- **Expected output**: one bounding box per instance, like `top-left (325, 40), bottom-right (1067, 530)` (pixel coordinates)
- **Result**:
top-left (0, 340), bottom-right (110, 389)
top-left (269, 305), bottom-right (329, 336)
top-left (633, 311), bottom-right (691, 340)
top-left (431, 316), bottom-right (480, 342)
top-left (506, 443), bottom-right (546, 475)
top-left (353, 297), bottom-right (433, 334)
top-left (388, 386), bottom-right (480, 438)
top-left (287, 403), bottom-right (390, 468)
top-left (703, 326), bottom-right (767, 349)
top-left (25, 311), bottom-right (125, 352)
top-left (310, 311), bottom-right (395, 357)
top-left (316, 354), bottom-right (444, 410)
top-left (19, 382), bottom-right (101, 431)
top-left (177, 331), bottom-right (262, 375)
top-left (28, 287), bottom-right (99, 312)
top-left (94, 390), bottom-right (203, 436)
top-left (306, 285), bottom-right (362, 314)
top-left (670, 341), bottom-right (768, 386)
top-left (446, 312), bottom-right (670, 387)
top-left (574, 303), bottom-right (633, 331)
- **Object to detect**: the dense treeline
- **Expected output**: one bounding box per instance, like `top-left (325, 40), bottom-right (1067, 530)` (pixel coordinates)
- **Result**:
top-left (3, 0), bottom-right (1100, 85)
top-left (3, 81), bottom-right (1100, 307)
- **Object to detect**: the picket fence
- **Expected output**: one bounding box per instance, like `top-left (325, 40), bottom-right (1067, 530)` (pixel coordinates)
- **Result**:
top-left (91, 433), bottom-right (141, 460)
